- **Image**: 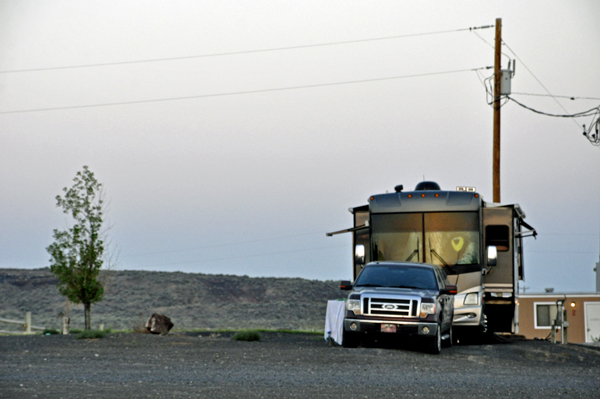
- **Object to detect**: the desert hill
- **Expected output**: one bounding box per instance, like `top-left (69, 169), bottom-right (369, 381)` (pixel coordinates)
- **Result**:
top-left (0, 268), bottom-right (346, 332)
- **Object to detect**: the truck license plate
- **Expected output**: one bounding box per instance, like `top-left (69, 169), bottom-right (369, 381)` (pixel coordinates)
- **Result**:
top-left (381, 324), bottom-right (396, 333)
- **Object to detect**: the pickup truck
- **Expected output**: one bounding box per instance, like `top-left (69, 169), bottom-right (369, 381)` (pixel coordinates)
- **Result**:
top-left (340, 261), bottom-right (456, 354)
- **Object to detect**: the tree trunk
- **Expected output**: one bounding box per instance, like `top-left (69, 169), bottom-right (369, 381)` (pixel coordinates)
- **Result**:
top-left (84, 302), bottom-right (91, 330)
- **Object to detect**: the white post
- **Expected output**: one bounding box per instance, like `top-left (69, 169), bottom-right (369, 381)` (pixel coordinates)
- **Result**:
top-left (63, 297), bottom-right (70, 335)
top-left (62, 317), bottom-right (70, 335)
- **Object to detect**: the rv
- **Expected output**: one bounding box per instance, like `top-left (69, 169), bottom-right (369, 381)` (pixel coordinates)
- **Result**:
top-left (328, 181), bottom-right (536, 335)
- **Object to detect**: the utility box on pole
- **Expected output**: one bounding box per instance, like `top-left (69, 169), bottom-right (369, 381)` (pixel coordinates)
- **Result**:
top-left (500, 70), bottom-right (512, 95)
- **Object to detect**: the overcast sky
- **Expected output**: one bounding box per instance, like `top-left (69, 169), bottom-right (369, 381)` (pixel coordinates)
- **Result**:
top-left (1, 1), bottom-right (599, 293)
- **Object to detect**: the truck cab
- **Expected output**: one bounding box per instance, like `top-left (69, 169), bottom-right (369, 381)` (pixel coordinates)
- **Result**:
top-left (340, 261), bottom-right (456, 354)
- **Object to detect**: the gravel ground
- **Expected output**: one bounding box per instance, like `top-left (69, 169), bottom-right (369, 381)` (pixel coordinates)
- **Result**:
top-left (1, 332), bottom-right (600, 398)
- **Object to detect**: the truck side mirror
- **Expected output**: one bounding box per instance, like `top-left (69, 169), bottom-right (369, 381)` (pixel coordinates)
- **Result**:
top-left (441, 284), bottom-right (457, 295)
top-left (340, 280), bottom-right (353, 290)
top-left (354, 244), bottom-right (365, 265)
top-left (487, 246), bottom-right (498, 267)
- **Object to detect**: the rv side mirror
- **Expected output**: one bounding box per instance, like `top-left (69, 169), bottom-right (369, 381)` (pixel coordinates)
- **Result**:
top-left (487, 246), bottom-right (498, 267)
top-left (340, 280), bottom-right (353, 290)
top-left (354, 244), bottom-right (365, 265)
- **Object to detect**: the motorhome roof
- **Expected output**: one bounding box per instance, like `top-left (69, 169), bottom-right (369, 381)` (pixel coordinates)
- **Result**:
top-left (369, 189), bottom-right (481, 213)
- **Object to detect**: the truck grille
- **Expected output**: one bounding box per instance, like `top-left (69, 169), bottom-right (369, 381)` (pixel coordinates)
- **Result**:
top-left (363, 295), bottom-right (419, 317)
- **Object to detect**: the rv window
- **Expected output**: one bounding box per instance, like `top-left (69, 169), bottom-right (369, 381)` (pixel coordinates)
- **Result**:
top-left (354, 211), bottom-right (369, 227)
top-left (424, 212), bottom-right (480, 266)
top-left (486, 225), bottom-right (510, 251)
top-left (371, 213), bottom-right (423, 263)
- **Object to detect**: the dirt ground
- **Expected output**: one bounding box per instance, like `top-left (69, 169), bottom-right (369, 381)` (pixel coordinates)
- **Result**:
top-left (1, 331), bottom-right (600, 398)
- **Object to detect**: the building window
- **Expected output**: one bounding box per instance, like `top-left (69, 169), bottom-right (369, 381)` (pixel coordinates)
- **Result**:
top-left (534, 302), bottom-right (558, 329)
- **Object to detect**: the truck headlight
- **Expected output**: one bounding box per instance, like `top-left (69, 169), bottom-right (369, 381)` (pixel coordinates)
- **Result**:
top-left (420, 303), bottom-right (435, 317)
top-left (464, 293), bottom-right (479, 306)
top-left (347, 299), bottom-right (361, 315)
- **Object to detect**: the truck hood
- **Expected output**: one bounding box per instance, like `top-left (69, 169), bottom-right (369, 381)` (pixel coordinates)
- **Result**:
top-left (351, 286), bottom-right (438, 297)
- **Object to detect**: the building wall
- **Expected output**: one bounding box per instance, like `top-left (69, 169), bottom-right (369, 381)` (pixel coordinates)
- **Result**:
top-left (518, 294), bottom-right (600, 344)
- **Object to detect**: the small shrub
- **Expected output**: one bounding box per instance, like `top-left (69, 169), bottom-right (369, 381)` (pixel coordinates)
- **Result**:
top-left (231, 330), bottom-right (261, 342)
top-left (70, 328), bottom-right (83, 334)
top-left (275, 329), bottom-right (322, 335)
top-left (77, 330), bottom-right (107, 339)
top-left (132, 313), bottom-right (149, 334)
top-left (43, 328), bottom-right (60, 335)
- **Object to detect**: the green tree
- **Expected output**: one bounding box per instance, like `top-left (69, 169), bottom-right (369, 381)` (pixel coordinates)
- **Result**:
top-left (47, 166), bottom-right (105, 330)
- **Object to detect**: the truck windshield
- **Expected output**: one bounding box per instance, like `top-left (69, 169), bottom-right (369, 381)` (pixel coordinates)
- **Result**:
top-left (354, 265), bottom-right (438, 290)
top-left (371, 212), bottom-right (480, 272)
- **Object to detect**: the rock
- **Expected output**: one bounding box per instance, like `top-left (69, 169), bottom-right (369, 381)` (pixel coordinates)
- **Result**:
top-left (146, 313), bottom-right (173, 335)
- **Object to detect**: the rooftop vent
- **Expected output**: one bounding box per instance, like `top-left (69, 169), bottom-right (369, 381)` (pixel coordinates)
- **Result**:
top-left (415, 181), bottom-right (441, 191)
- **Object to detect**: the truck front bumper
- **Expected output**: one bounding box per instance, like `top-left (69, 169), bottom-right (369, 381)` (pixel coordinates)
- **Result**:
top-left (452, 304), bottom-right (483, 327)
top-left (344, 318), bottom-right (439, 337)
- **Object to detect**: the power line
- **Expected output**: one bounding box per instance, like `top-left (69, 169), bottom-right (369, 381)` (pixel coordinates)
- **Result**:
top-left (0, 67), bottom-right (486, 114)
top-left (507, 96), bottom-right (600, 146)
top-left (490, 40), bottom-right (599, 146)
top-left (0, 25), bottom-right (493, 74)
top-left (512, 92), bottom-right (600, 101)
top-left (541, 233), bottom-right (600, 237)
top-left (502, 40), bottom-right (580, 129)
top-left (507, 96), bottom-right (600, 118)
top-left (527, 250), bottom-right (598, 255)
top-left (471, 30), bottom-right (511, 61)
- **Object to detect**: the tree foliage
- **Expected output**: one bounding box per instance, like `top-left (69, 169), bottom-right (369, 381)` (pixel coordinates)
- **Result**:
top-left (46, 166), bottom-right (105, 330)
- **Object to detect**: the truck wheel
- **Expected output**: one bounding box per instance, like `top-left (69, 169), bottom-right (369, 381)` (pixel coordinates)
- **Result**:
top-left (342, 329), bottom-right (360, 348)
top-left (427, 325), bottom-right (442, 354)
top-left (442, 325), bottom-right (453, 348)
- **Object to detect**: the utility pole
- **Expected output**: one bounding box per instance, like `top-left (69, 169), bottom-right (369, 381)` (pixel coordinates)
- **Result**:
top-left (493, 18), bottom-right (502, 203)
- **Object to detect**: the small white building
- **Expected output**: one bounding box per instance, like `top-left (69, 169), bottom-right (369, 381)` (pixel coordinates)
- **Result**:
top-left (517, 258), bottom-right (600, 344)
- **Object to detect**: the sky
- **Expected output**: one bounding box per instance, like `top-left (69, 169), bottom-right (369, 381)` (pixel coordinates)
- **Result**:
top-left (1, 1), bottom-right (599, 294)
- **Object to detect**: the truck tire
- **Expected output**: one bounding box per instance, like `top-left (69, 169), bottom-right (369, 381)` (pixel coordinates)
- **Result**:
top-left (427, 325), bottom-right (442, 354)
top-left (442, 325), bottom-right (453, 348)
top-left (342, 329), bottom-right (360, 348)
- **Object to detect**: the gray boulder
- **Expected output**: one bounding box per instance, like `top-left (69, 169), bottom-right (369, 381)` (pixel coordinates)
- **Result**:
top-left (146, 313), bottom-right (173, 335)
